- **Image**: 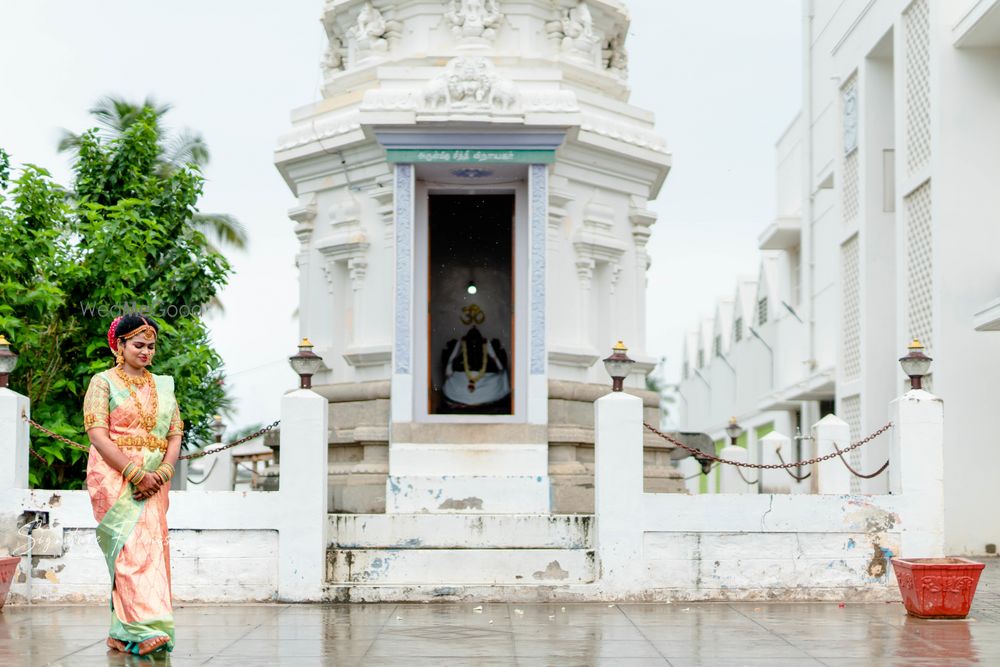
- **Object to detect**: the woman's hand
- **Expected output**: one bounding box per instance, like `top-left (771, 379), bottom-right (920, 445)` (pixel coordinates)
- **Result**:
top-left (132, 472), bottom-right (163, 501)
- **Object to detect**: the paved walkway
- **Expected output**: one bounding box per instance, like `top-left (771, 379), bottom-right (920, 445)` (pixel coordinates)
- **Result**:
top-left (3, 558), bottom-right (999, 666)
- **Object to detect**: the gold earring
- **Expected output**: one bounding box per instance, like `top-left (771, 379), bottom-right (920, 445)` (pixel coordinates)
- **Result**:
top-left (115, 347), bottom-right (124, 366)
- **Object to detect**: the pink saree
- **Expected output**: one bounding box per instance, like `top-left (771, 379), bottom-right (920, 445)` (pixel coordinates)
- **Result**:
top-left (84, 369), bottom-right (183, 654)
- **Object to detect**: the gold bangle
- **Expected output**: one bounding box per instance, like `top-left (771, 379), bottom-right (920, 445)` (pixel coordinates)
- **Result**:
top-left (125, 465), bottom-right (140, 484)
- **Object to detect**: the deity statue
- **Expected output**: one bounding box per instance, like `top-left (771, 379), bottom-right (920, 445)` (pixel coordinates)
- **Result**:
top-left (422, 56), bottom-right (519, 111)
top-left (444, 0), bottom-right (503, 41)
top-left (603, 31), bottom-right (628, 77)
top-left (441, 316), bottom-right (511, 410)
top-left (321, 36), bottom-right (346, 75)
top-left (349, 2), bottom-right (389, 54)
top-left (560, 0), bottom-right (600, 59)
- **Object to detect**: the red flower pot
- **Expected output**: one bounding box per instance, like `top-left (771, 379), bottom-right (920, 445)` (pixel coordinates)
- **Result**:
top-left (891, 557), bottom-right (985, 619)
top-left (0, 556), bottom-right (20, 611)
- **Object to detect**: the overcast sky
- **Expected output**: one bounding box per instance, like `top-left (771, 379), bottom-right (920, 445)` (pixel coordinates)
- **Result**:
top-left (0, 0), bottom-right (801, 432)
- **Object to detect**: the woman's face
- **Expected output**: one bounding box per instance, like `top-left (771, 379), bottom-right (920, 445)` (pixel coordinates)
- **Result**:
top-left (122, 337), bottom-right (155, 368)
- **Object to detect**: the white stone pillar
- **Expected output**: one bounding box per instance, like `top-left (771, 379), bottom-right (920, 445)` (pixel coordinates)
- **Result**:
top-left (759, 431), bottom-right (792, 494)
top-left (186, 449), bottom-right (233, 492)
top-left (277, 388), bottom-right (329, 601)
top-left (812, 414), bottom-right (851, 494)
top-left (594, 391), bottom-right (643, 588)
top-left (678, 457), bottom-right (701, 494)
top-left (890, 389), bottom-right (944, 557)
top-left (0, 388), bottom-right (30, 491)
top-left (528, 163), bottom-right (548, 425)
top-left (719, 446), bottom-right (756, 493)
top-left (391, 163), bottom-right (415, 424)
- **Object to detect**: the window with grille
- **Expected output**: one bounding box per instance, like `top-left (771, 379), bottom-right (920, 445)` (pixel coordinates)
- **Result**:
top-left (757, 297), bottom-right (768, 326)
top-left (734, 317), bottom-right (743, 342)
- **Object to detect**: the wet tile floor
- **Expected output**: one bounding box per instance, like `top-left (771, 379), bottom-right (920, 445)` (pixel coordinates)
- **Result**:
top-left (2, 560), bottom-right (998, 666)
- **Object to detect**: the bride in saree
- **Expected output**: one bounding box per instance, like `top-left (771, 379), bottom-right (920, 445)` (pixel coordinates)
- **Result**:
top-left (83, 315), bottom-right (183, 656)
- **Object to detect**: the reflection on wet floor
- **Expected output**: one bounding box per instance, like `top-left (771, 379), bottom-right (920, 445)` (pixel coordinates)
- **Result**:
top-left (1, 558), bottom-right (998, 666)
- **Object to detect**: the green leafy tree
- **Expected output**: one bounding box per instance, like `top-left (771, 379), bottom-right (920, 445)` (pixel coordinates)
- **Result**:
top-left (0, 108), bottom-right (232, 489)
top-left (58, 96), bottom-right (248, 253)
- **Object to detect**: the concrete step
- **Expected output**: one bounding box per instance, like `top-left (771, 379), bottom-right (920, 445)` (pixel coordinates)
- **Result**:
top-left (324, 583), bottom-right (607, 603)
top-left (386, 475), bottom-right (550, 513)
top-left (328, 513), bottom-right (593, 549)
top-left (327, 548), bottom-right (596, 585)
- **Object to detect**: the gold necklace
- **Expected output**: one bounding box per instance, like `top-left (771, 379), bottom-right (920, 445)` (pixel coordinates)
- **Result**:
top-left (115, 365), bottom-right (159, 432)
top-left (461, 341), bottom-right (488, 393)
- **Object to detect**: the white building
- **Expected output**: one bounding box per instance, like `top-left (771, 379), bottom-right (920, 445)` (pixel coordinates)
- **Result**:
top-left (678, 0), bottom-right (1000, 555)
top-left (274, 0), bottom-right (683, 518)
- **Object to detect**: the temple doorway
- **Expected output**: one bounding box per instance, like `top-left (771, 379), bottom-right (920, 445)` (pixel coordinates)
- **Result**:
top-left (427, 193), bottom-right (514, 415)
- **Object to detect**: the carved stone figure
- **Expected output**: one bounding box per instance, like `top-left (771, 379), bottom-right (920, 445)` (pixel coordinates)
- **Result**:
top-left (422, 56), bottom-right (518, 111)
top-left (423, 75), bottom-right (451, 108)
top-left (321, 36), bottom-right (346, 75)
top-left (444, 0), bottom-right (503, 41)
top-left (349, 2), bottom-right (389, 54)
top-left (449, 57), bottom-right (493, 104)
top-left (603, 32), bottom-right (628, 77)
top-left (489, 78), bottom-right (518, 110)
top-left (561, 1), bottom-right (600, 59)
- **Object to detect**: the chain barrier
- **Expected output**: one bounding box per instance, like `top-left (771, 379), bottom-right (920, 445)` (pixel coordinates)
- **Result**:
top-left (21, 410), bottom-right (279, 463)
top-left (774, 448), bottom-right (811, 481)
top-left (644, 421), bottom-right (893, 474)
top-left (830, 439), bottom-right (890, 479)
top-left (735, 467), bottom-right (759, 486)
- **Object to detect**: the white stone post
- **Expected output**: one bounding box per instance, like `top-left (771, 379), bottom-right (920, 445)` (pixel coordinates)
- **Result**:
top-left (277, 388), bottom-right (329, 601)
top-left (186, 450), bottom-right (233, 492)
top-left (0, 388), bottom-right (30, 491)
top-left (890, 389), bottom-right (944, 557)
top-left (718, 446), bottom-right (755, 493)
top-left (812, 414), bottom-right (851, 494)
top-left (759, 432), bottom-right (792, 494)
top-left (594, 391), bottom-right (644, 589)
top-left (678, 457), bottom-right (701, 494)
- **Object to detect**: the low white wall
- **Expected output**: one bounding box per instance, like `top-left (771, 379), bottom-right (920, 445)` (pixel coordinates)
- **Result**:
top-left (0, 489), bottom-right (281, 603)
top-left (0, 387), bottom-right (329, 604)
top-left (593, 389), bottom-right (945, 601)
top-left (639, 494), bottom-right (902, 600)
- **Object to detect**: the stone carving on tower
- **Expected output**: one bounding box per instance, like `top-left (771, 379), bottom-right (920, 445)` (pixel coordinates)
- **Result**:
top-left (348, 2), bottom-right (401, 63)
top-left (423, 56), bottom-right (519, 111)
top-left (444, 0), bottom-right (504, 45)
top-left (558, 1), bottom-right (601, 63)
top-left (603, 31), bottom-right (628, 78)
top-left (321, 36), bottom-right (347, 76)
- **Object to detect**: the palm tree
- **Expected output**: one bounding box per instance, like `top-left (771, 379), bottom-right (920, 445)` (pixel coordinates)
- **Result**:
top-left (58, 96), bottom-right (248, 252)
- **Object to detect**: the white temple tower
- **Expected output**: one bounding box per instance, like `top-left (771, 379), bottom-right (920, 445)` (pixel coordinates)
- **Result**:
top-left (275, 0), bottom-right (681, 514)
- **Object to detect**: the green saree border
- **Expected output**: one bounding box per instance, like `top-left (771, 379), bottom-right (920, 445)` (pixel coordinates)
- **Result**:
top-left (95, 448), bottom-right (174, 653)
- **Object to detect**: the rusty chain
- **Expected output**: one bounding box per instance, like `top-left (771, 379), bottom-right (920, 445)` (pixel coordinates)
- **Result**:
top-left (830, 439), bottom-right (890, 479)
top-left (774, 448), bottom-right (811, 481)
top-left (644, 421), bottom-right (893, 470)
top-left (180, 421), bottom-right (279, 461)
top-left (21, 410), bottom-right (279, 463)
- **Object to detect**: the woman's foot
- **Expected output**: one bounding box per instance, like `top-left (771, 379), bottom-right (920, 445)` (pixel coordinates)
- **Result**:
top-left (106, 637), bottom-right (127, 652)
top-left (137, 635), bottom-right (170, 656)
